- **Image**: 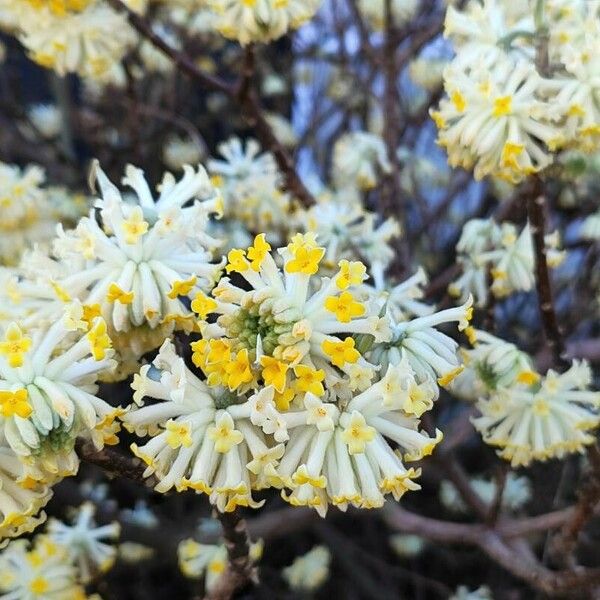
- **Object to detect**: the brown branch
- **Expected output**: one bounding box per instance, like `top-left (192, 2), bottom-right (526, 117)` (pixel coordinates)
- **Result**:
top-left (550, 444), bottom-right (600, 563)
top-left (526, 176), bottom-right (568, 369)
top-left (382, 504), bottom-right (600, 596)
top-left (76, 439), bottom-right (156, 487)
top-left (205, 510), bottom-right (256, 600)
top-left (105, 0), bottom-right (316, 208)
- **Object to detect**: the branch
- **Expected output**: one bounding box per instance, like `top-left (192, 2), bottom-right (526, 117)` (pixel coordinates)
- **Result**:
top-left (76, 439), bottom-right (156, 487)
top-left (550, 444), bottom-right (600, 564)
top-left (105, 0), bottom-right (316, 208)
top-left (526, 176), bottom-right (568, 369)
top-left (382, 504), bottom-right (600, 596)
top-left (205, 510), bottom-right (256, 600)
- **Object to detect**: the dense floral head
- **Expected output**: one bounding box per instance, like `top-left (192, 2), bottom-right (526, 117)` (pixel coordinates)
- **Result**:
top-left (0, 306), bottom-right (119, 479)
top-left (48, 162), bottom-right (224, 375)
top-left (207, 0), bottom-right (322, 45)
top-left (192, 233), bottom-right (391, 406)
top-left (472, 360), bottom-right (600, 466)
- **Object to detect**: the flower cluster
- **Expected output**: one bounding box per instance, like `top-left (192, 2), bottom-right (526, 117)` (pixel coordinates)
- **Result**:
top-left (357, 0), bottom-right (419, 30)
top-left (0, 309), bottom-right (119, 484)
top-left (208, 138), bottom-right (292, 244)
top-left (283, 545), bottom-right (330, 592)
top-left (0, 0), bottom-right (138, 79)
top-left (121, 231), bottom-right (470, 515)
top-left (0, 502), bottom-right (119, 596)
top-left (440, 472), bottom-right (531, 514)
top-left (46, 161), bottom-right (223, 378)
top-left (472, 360), bottom-right (600, 467)
top-left (332, 132), bottom-right (392, 192)
top-left (434, 0), bottom-right (600, 181)
top-left (0, 162), bottom-right (87, 266)
top-left (207, 0), bottom-right (322, 45)
top-left (450, 218), bottom-right (565, 307)
top-left (178, 536), bottom-right (262, 593)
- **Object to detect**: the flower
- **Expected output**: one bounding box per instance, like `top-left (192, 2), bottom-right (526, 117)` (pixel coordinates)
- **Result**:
top-left (433, 59), bottom-right (560, 182)
top-left (139, 23), bottom-right (181, 73)
top-left (450, 219), bottom-right (564, 306)
top-left (51, 161), bottom-right (223, 377)
top-left (124, 340), bottom-right (280, 511)
top-left (0, 309), bottom-right (119, 479)
top-left (193, 234), bottom-right (387, 403)
top-left (178, 537), bottom-right (262, 592)
top-left (266, 359), bottom-right (442, 515)
top-left (26, 104), bottom-right (63, 139)
top-left (369, 297), bottom-right (473, 386)
top-left (539, 10), bottom-right (600, 152)
top-left (358, 0), bottom-right (419, 30)
top-left (450, 586), bottom-right (494, 600)
top-left (0, 441), bottom-right (52, 546)
top-left (458, 329), bottom-right (537, 393)
top-left (163, 135), bottom-right (206, 172)
top-left (9, 1), bottom-right (136, 79)
top-left (332, 132), bottom-right (391, 191)
top-left (47, 502), bottom-right (120, 583)
top-left (283, 545), bottom-right (330, 591)
top-left (207, 0), bottom-right (321, 45)
top-left (389, 534), bottom-right (426, 558)
top-left (0, 535), bottom-right (86, 599)
top-left (444, 0), bottom-right (533, 71)
top-left (472, 360), bottom-right (600, 466)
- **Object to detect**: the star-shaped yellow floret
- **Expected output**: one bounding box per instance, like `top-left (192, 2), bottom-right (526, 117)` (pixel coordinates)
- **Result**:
top-left (285, 246), bottom-right (325, 275)
top-left (226, 249), bottom-right (249, 274)
top-left (191, 292), bottom-right (218, 320)
top-left (293, 364), bottom-right (325, 396)
top-left (246, 234), bottom-right (271, 272)
top-left (324, 291), bottom-right (365, 323)
top-left (341, 411), bottom-right (376, 454)
top-left (0, 388), bottom-right (32, 418)
top-left (0, 323), bottom-right (32, 368)
top-left (335, 260), bottom-right (366, 290)
top-left (87, 318), bottom-right (112, 361)
top-left (167, 275), bottom-right (197, 300)
top-left (121, 207), bottom-right (149, 244)
top-left (165, 420), bottom-right (193, 449)
top-left (207, 413), bottom-right (244, 453)
top-left (225, 349), bottom-right (253, 390)
top-left (260, 356), bottom-right (289, 393)
top-left (321, 337), bottom-right (360, 368)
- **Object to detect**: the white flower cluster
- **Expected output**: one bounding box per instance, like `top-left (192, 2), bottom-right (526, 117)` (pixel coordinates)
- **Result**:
top-left (283, 545), bottom-right (330, 591)
top-left (0, 162), bottom-right (87, 266)
top-left (472, 359), bottom-right (600, 467)
top-left (207, 0), bottom-right (322, 45)
top-left (178, 536), bottom-right (263, 592)
top-left (357, 0), bottom-right (419, 31)
top-left (450, 218), bottom-right (565, 307)
top-left (208, 138), bottom-right (292, 245)
top-left (434, 0), bottom-right (600, 182)
top-left (41, 161), bottom-right (224, 378)
top-left (440, 472), bottom-right (531, 513)
top-left (0, 0), bottom-right (139, 79)
top-left (124, 232), bottom-right (471, 515)
top-left (0, 502), bottom-right (119, 595)
top-left (332, 132), bottom-right (392, 192)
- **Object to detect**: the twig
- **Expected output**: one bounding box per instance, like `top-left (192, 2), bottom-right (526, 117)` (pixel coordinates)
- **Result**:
top-left (551, 444), bottom-right (600, 564)
top-left (76, 439), bottom-right (156, 487)
top-left (205, 510), bottom-right (256, 600)
top-left (382, 504), bottom-right (600, 596)
top-left (104, 0), bottom-right (316, 208)
top-left (526, 176), bottom-right (568, 369)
